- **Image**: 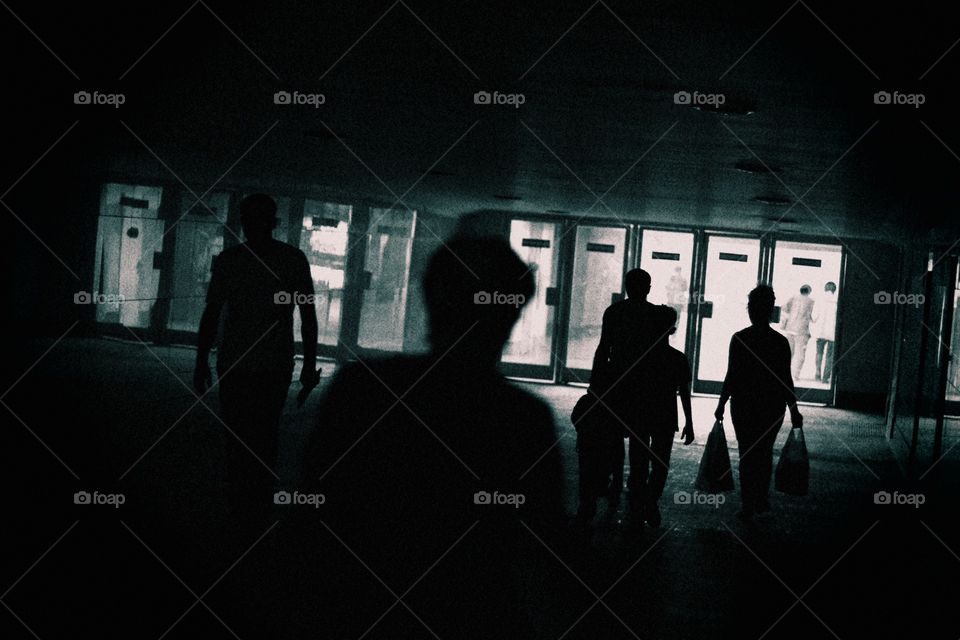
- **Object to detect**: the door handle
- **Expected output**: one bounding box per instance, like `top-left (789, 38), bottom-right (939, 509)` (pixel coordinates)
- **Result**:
top-left (545, 287), bottom-right (559, 306)
top-left (701, 301), bottom-right (713, 319)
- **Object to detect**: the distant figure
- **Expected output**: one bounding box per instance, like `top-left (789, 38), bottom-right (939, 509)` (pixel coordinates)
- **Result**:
top-left (715, 285), bottom-right (803, 519)
top-left (665, 265), bottom-right (688, 318)
top-left (193, 194), bottom-right (321, 521)
top-left (589, 269), bottom-right (662, 517)
top-left (297, 234), bottom-right (565, 638)
top-left (781, 284), bottom-right (815, 380)
top-left (812, 281), bottom-right (838, 383)
top-left (629, 305), bottom-right (695, 528)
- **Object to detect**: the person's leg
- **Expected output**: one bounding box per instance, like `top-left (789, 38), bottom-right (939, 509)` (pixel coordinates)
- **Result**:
top-left (754, 417), bottom-right (784, 512)
top-left (823, 340), bottom-right (834, 383)
top-left (815, 339), bottom-right (826, 381)
top-left (644, 429), bottom-right (674, 527)
top-left (627, 431), bottom-right (652, 513)
top-left (220, 371), bottom-right (290, 523)
top-left (795, 334), bottom-right (810, 379)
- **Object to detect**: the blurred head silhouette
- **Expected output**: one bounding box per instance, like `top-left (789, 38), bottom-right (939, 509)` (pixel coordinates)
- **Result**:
top-left (625, 268), bottom-right (652, 300)
top-left (748, 285), bottom-right (777, 326)
top-left (825, 281), bottom-right (837, 293)
top-left (423, 234), bottom-right (534, 367)
top-left (800, 284), bottom-right (812, 295)
top-left (239, 194), bottom-right (278, 243)
top-left (654, 304), bottom-right (678, 342)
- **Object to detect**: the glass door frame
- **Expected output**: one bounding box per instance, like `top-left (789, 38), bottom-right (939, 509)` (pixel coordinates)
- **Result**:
top-left (499, 216), bottom-right (567, 381)
top-left (689, 231), bottom-right (764, 395)
top-left (557, 220), bottom-right (634, 385)
top-left (767, 235), bottom-right (847, 405)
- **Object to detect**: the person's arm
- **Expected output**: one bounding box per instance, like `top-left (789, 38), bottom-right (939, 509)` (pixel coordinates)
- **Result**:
top-left (680, 380), bottom-right (694, 444)
top-left (297, 254), bottom-right (320, 406)
top-left (589, 307), bottom-right (613, 392)
top-left (781, 340), bottom-right (803, 427)
top-left (715, 336), bottom-right (738, 421)
top-left (194, 255), bottom-right (225, 395)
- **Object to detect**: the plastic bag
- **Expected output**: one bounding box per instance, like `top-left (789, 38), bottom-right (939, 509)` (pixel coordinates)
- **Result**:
top-left (775, 427), bottom-right (809, 496)
top-left (572, 393), bottom-right (622, 498)
top-left (694, 420), bottom-right (735, 493)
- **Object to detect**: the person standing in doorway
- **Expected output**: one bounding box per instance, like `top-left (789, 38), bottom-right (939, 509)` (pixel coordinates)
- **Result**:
top-left (715, 285), bottom-right (803, 519)
top-left (812, 281), bottom-right (838, 383)
top-left (193, 194), bottom-right (321, 524)
top-left (781, 284), bottom-right (815, 380)
top-left (589, 269), bottom-right (663, 517)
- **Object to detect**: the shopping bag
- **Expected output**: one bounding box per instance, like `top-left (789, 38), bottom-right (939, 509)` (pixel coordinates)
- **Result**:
top-left (775, 427), bottom-right (809, 496)
top-left (694, 420), bottom-right (735, 493)
top-left (572, 393), bottom-right (621, 498)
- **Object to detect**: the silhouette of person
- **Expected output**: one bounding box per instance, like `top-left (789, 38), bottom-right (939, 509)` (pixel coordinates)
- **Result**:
top-left (193, 194), bottom-right (321, 521)
top-left (629, 305), bottom-right (695, 527)
top-left (296, 233), bottom-right (565, 638)
top-left (812, 281), bottom-right (838, 383)
top-left (715, 285), bottom-right (803, 519)
top-left (588, 268), bottom-right (662, 517)
top-left (781, 284), bottom-right (815, 380)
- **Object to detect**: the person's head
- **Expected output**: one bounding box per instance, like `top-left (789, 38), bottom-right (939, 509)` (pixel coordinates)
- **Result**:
top-left (747, 285), bottom-right (777, 326)
top-left (625, 269), bottom-right (652, 300)
top-left (800, 284), bottom-right (811, 296)
top-left (422, 234), bottom-right (534, 366)
top-left (825, 281), bottom-right (837, 294)
top-left (238, 194), bottom-right (278, 242)
top-left (654, 305), bottom-right (678, 343)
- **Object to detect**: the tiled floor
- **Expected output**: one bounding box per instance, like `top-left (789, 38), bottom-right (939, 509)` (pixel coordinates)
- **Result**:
top-left (4, 338), bottom-right (960, 639)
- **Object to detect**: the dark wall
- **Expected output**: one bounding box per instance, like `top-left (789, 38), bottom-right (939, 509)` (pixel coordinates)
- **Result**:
top-left (833, 239), bottom-right (902, 412)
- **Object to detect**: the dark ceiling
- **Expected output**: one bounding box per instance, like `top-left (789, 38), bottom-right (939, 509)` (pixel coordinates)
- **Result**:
top-left (4, 0), bottom-right (960, 243)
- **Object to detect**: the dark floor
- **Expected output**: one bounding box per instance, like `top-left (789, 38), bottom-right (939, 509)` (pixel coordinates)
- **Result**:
top-left (4, 337), bottom-right (960, 639)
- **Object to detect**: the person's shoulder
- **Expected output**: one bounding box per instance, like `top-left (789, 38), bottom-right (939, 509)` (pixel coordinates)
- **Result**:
top-left (668, 345), bottom-right (689, 364)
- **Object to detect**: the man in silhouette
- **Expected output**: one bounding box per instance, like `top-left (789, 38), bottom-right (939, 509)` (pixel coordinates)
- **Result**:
top-left (781, 284), bottom-right (815, 380)
top-left (193, 194), bottom-right (320, 521)
top-left (295, 233), bottom-right (565, 638)
top-left (715, 285), bottom-right (802, 518)
top-left (630, 305), bottom-right (695, 527)
top-left (589, 268), bottom-right (664, 517)
top-left (812, 281), bottom-right (838, 383)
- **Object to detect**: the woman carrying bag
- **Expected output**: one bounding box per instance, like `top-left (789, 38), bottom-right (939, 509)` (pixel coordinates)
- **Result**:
top-left (714, 285), bottom-right (803, 519)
